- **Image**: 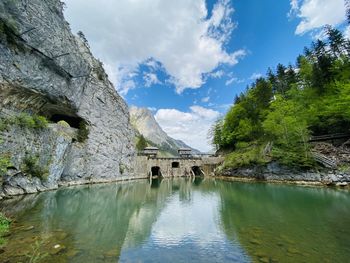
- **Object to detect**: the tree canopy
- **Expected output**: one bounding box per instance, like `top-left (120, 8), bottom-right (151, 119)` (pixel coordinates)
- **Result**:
top-left (211, 26), bottom-right (350, 168)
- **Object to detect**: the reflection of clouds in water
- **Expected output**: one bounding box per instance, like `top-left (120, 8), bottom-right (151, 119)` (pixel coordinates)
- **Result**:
top-left (151, 193), bottom-right (222, 247)
top-left (119, 189), bottom-right (250, 263)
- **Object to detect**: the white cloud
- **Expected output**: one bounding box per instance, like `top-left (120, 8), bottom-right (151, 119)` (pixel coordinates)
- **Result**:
top-left (209, 70), bottom-right (225, 79)
top-left (155, 106), bottom-right (220, 152)
top-left (143, 73), bottom-right (161, 87)
top-left (63, 0), bottom-right (245, 94)
top-left (345, 26), bottom-right (350, 39)
top-left (201, 96), bottom-right (210, 103)
top-left (225, 77), bottom-right (244, 86)
top-left (249, 73), bottom-right (263, 80)
top-left (290, 0), bottom-right (346, 35)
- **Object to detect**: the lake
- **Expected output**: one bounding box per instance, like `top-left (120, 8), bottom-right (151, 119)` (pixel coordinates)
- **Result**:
top-left (1, 178), bottom-right (349, 262)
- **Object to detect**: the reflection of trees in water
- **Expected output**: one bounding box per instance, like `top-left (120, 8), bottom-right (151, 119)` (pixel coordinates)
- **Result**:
top-left (217, 182), bottom-right (350, 263)
top-left (0, 179), bottom-right (219, 262)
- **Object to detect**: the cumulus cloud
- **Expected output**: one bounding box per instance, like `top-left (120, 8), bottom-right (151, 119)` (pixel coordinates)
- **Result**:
top-left (225, 77), bottom-right (244, 86)
top-left (63, 0), bottom-right (244, 94)
top-left (290, 0), bottom-right (346, 35)
top-left (155, 106), bottom-right (220, 152)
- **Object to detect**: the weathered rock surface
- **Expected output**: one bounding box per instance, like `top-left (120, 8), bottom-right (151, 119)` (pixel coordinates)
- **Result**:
top-left (130, 106), bottom-right (200, 156)
top-left (0, 0), bottom-right (137, 197)
top-left (220, 161), bottom-right (350, 185)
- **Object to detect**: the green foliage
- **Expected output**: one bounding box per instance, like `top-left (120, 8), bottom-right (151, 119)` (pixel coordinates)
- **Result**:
top-left (211, 24), bottom-right (350, 169)
top-left (136, 135), bottom-right (148, 151)
top-left (0, 113), bottom-right (48, 131)
top-left (223, 143), bottom-right (268, 169)
top-left (57, 120), bottom-right (70, 128)
top-left (0, 154), bottom-right (12, 176)
top-left (119, 163), bottom-right (126, 175)
top-left (77, 121), bottom-right (89, 143)
top-left (22, 155), bottom-right (49, 180)
top-left (0, 213), bottom-right (11, 246)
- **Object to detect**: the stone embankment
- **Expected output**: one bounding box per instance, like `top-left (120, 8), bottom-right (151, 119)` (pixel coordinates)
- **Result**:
top-left (219, 161), bottom-right (350, 187)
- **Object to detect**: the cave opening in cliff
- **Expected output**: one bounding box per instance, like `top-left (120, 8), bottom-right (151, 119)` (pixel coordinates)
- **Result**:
top-left (50, 114), bottom-right (83, 129)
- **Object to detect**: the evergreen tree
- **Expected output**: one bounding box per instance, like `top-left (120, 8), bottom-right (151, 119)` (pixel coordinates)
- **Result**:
top-left (136, 135), bottom-right (147, 151)
top-left (326, 26), bottom-right (345, 57)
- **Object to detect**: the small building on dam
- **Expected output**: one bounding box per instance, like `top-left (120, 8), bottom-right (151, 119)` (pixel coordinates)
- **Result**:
top-left (135, 148), bottom-right (223, 178)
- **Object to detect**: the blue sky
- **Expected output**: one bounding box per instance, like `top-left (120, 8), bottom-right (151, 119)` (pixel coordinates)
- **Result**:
top-left (63, 0), bottom-right (348, 152)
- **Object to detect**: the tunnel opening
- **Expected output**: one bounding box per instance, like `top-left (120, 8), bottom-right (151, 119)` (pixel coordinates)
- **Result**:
top-left (49, 114), bottom-right (83, 129)
top-left (191, 166), bottom-right (203, 177)
top-left (151, 166), bottom-right (161, 177)
top-left (172, 162), bottom-right (180, 168)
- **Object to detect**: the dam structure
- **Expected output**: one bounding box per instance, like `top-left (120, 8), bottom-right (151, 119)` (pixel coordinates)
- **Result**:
top-left (135, 148), bottom-right (223, 179)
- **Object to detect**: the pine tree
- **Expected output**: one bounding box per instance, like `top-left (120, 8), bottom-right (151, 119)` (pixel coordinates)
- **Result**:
top-left (326, 26), bottom-right (345, 57)
top-left (136, 135), bottom-right (147, 151)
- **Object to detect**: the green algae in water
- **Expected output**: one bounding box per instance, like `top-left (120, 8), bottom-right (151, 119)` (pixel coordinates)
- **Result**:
top-left (0, 179), bottom-right (349, 263)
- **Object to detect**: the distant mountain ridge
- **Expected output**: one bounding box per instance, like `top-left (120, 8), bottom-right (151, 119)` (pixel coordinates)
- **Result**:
top-left (130, 106), bottom-right (200, 156)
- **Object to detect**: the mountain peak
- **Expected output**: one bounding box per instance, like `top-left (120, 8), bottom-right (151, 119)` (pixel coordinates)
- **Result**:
top-left (130, 106), bottom-right (200, 156)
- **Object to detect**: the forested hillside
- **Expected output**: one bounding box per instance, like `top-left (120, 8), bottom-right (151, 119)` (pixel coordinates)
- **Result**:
top-left (211, 25), bottom-right (350, 169)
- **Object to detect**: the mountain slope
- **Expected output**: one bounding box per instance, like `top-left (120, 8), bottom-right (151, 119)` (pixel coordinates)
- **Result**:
top-left (130, 107), bottom-right (200, 156)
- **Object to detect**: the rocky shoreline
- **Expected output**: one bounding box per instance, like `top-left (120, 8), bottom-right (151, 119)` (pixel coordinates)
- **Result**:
top-left (218, 161), bottom-right (350, 187)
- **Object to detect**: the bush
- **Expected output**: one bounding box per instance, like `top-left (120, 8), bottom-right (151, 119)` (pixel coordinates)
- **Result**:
top-left (77, 121), bottom-right (89, 142)
top-left (22, 155), bottom-right (49, 180)
top-left (57, 120), bottom-right (70, 128)
top-left (224, 143), bottom-right (268, 169)
top-left (119, 163), bottom-right (126, 175)
top-left (0, 155), bottom-right (12, 176)
top-left (0, 213), bottom-right (11, 246)
top-left (0, 113), bottom-right (49, 130)
top-left (32, 115), bottom-right (49, 129)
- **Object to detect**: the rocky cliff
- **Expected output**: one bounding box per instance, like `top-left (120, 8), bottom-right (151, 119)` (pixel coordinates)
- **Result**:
top-left (130, 106), bottom-right (200, 156)
top-left (0, 0), bottom-right (137, 197)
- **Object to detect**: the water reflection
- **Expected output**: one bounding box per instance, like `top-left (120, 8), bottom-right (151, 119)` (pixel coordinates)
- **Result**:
top-left (0, 179), bottom-right (349, 263)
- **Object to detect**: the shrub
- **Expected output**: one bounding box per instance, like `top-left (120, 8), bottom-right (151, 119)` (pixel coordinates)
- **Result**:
top-left (119, 163), bottom-right (126, 175)
top-left (77, 121), bottom-right (89, 142)
top-left (22, 155), bottom-right (49, 180)
top-left (32, 115), bottom-right (48, 129)
top-left (0, 113), bottom-right (49, 130)
top-left (0, 155), bottom-right (12, 176)
top-left (57, 120), bottom-right (70, 128)
top-left (224, 143), bottom-right (268, 169)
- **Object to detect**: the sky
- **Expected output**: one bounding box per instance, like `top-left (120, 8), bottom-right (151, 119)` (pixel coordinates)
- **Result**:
top-left (63, 0), bottom-right (348, 152)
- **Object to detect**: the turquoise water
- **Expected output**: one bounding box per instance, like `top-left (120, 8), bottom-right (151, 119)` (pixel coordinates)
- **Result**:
top-left (1, 178), bottom-right (350, 262)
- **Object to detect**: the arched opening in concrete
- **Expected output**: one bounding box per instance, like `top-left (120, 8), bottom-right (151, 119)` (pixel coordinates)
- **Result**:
top-left (151, 166), bottom-right (162, 177)
top-left (49, 114), bottom-right (83, 129)
top-left (172, 161), bottom-right (180, 168)
top-left (191, 166), bottom-right (203, 177)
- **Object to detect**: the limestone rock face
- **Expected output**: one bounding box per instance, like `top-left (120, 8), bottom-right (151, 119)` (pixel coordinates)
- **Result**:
top-left (0, 0), bottom-right (136, 196)
top-left (130, 106), bottom-right (200, 156)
